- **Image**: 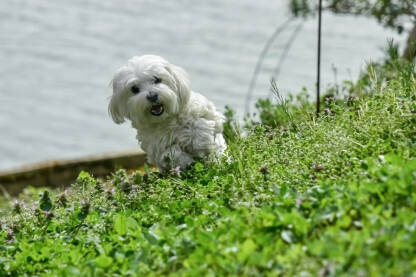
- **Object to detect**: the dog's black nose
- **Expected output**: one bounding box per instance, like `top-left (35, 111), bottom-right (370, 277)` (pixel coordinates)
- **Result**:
top-left (146, 92), bottom-right (158, 103)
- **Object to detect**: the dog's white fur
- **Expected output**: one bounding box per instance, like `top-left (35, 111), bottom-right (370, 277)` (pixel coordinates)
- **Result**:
top-left (109, 55), bottom-right (226, 173)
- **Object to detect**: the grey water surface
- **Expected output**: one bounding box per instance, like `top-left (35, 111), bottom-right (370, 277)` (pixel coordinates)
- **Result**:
top-left (0, 0), bottom-right (404, 170)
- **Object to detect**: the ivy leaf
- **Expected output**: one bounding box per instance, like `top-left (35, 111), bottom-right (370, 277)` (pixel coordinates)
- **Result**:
top-left (194, 162), bottom-right (204, 172)
top-left (238, 239), bottom-right (257, 262)
top-left (114, 214), bottom-right (127, 236)
top-left (95, 255), bottom-right (113, 268)
top-left (127, 216), bottom-right (139, 232)
top-left (144, 231), bottom-right (159, 245)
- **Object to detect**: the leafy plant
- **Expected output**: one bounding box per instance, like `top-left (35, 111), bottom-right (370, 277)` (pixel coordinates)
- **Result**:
top-left (0, 49), bottom-right (415, 276)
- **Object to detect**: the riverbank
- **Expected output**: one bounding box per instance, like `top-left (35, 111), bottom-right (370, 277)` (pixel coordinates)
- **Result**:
top-left (1, 53), bottom-right (415, 276)
top-left (0, 148), bottom-right (146, 196)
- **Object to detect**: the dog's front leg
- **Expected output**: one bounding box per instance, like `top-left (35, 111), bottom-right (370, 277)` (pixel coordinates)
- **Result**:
top-left (158, 144), bottom-right (194, 174)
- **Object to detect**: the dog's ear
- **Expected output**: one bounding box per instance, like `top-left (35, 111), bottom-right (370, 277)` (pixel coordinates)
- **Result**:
top-left (166, 64), bottom-right (191, 108)
top-left (108, 72), bottom-right (126, 124)
top-left (108, 94), bottom-right (125, 124)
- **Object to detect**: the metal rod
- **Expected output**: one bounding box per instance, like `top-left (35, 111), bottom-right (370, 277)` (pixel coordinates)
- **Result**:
top-left (316, 0), bottom-right (323, 116)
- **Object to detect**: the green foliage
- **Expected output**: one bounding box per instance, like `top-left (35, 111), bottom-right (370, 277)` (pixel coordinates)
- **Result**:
top-left (39, 191), bottom-right (52, 212)
top-left (357, 41), bottom-right (416, 90)
top-left (289, 0), bottom-right (416, 60)
top-left (289, 0), bottom-right (415, 32)
top-left (223, 105), bottom-right (241, 143)
top-left (0, 56), bottom-right (416, 276)
top-left (244, 79), bottom-right (313, 130)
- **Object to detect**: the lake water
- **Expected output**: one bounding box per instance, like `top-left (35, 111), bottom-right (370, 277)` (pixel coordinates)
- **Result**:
top-left (0, 0), bottom-right (404, 170)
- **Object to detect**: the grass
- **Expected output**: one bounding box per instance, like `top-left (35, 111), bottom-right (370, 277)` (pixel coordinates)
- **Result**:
top-left (1, 52), bottom-right (416, 276)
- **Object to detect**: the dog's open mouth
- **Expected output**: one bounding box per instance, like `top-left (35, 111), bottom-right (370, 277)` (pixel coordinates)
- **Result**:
top-left (150, 104), bottom-right (164, 116)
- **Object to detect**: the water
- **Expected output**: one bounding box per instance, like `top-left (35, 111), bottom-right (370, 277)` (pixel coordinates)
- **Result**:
top-left (0, 0), bottom-right (404, 170)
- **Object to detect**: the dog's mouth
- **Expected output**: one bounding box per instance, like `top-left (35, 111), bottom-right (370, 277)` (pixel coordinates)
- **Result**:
top-left (150, 104), bottom-right (164, 116)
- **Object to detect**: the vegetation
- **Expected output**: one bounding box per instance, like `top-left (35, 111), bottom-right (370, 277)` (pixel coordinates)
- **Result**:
top-left (1, 51), bottom-right (416, 276)
top-left (289, 0), bottom-right (416, 60)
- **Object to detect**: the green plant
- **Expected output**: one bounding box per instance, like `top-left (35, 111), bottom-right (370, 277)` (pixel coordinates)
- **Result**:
top-left (0, 50), bottom-right (415, 276)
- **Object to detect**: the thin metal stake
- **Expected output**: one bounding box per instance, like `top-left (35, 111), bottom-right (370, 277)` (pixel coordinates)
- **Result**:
top-left (316, 0), bottom-right (323, 116)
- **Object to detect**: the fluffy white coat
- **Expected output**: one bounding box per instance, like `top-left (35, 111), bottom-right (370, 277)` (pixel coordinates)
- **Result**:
top-left (109, 55), bottom-right (226, 173)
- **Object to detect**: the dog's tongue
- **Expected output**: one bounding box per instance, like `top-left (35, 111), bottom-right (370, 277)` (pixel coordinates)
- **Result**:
top-left (150, 104), bottom-right (164, 116)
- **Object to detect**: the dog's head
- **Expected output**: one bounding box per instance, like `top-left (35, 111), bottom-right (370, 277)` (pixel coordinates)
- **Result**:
top-left (109, 55), bottom-right (190, 125)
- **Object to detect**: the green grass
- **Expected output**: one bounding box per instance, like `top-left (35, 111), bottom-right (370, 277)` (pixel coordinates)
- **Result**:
top-left (1, 54), bottom-right (416, 276)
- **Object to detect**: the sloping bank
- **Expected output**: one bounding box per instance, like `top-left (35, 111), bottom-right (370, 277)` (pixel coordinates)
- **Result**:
top-left (0, 54), bottom-right (415, 276)
top-left (0, 149), bottom-right (146, 196)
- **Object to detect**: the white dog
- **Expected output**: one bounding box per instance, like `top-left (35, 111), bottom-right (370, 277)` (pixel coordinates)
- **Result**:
top-left (109, 55), bottom-right (226, 173)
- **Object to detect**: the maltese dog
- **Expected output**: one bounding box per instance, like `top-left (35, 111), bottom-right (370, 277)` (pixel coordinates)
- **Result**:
top-left (109, 55), bottom-right (226, 173)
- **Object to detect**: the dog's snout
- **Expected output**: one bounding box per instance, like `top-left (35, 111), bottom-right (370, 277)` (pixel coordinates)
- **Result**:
top-left (146, 92), bottom-right (158, 103)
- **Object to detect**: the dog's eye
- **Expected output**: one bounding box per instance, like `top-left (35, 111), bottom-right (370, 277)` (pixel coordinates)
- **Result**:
top-left (131, 85), bottom-right (140, 94)
top-left (154, 77), bottom-right (162, 84)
